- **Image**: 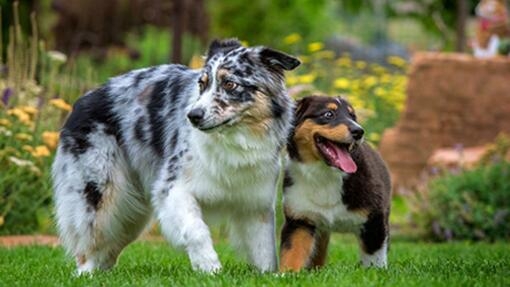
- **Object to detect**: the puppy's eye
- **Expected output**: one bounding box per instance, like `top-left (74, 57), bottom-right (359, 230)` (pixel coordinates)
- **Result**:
top-left (222, 80), bottom-right (238, 91)
top-left (323, 111), bottom-right (335, 119)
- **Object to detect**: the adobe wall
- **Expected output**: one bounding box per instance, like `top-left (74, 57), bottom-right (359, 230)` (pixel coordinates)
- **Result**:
top-left (379, 52), bottom-right (510, 189)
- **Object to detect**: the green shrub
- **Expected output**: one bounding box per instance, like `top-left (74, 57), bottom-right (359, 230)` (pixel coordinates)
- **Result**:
top-left (416, 161), bottom-right (510, 241)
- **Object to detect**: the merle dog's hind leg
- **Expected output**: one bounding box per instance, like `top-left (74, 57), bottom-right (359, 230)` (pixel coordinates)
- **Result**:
top-left (52, 134), bottom-right (152, 275)
top-left (357, 211), bottom-right (389, 268)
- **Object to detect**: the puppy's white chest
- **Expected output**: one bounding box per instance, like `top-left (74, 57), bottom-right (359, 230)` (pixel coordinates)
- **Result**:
top-left (284, 162), bottom-right (366, 231)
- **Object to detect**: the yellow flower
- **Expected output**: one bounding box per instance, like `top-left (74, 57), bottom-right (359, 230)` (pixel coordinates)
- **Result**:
top-left (355, 61), bottom-right (367, 69)
top-left (42, 131), bottom-right (60, 150)
top-left (31, 145), bottom-right (51, 158)
top-left (374, 87), bottom-right (386, 97)
top-left (283, 33), bottom-right (302, 45)
top-left (0, 118), bottom-right (11, 127)
top-left (188, 55), bottom-right (204, 69)
top-left (240, 40), bottom-right (249, 47)
top-left (20, 106), bottom-right (39, 116)
top-left (307, 42), bottom-right (324, 53)
top-left (297, 74), bottom-right (316, 84)
top-left (22, 145), bottom-right (34, 153)
top-left (387, 56), bottom-right (407, 68)
top-left (286, 75), bottom-right (299, 86)
top-left (363, 76), bottom-right (377, 87)
top-left (49, 98), bottom-right (72, 112)
top-left (368, 132), bottom-right (381, 143)
top-left (7, 108), bottom-right (31, 125)
top-left (334, 78), bottom-right (350, 89)
top-left (335, 56), bottom-right (352, 68)
top-left (15, 133), bottom-right (33, 141)
top-left (298, 55), bottom-right (310, 64)
top-left (315, 50), bottom-right (335, 60)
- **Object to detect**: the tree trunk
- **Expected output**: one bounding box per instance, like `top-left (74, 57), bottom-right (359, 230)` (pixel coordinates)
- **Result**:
top-left (455, 0), bottom-right (468, 52)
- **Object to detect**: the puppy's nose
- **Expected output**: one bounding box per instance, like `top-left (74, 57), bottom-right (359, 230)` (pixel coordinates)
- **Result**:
top-left (350, 126), bottom-right (364, 141)
top-left (187, 108), bottom-right (205, 125)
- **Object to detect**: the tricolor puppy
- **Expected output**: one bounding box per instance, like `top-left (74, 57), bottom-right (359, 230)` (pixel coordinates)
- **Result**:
top-left (52, 39), bottom-right (300, 275)
top-left (280, 95), bottom-right (391, 271)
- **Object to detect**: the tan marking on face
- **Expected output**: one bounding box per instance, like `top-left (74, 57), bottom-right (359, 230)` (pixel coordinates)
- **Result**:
top-left (293, 119), bottom-right (350, 163)
top-left (347, 106), bottom-right (354, 114)
top-left (240, 91), bottom-right (273, 136)
top-left (326, 103), bottom-right (338, 110)
top-left (280, 228), bottom-right (315, 272)
top-left (216, 68), bottom-right (230, 81)
top-left (137, 84), bottom-right (154, 103)
top-left (200, 73), bottom-right (209, 91)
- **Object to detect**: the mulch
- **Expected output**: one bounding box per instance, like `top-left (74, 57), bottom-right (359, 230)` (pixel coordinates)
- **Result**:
top-left (0, 235), bottom-right (59, 247)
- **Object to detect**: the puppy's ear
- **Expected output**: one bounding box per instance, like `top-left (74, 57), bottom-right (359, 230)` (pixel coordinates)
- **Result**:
top-left (294, 97), bottom-right (312, 123)
top-left (259, 48), bottom-right (301, 71)
top-left (207, 38), bottom-right (242, 60)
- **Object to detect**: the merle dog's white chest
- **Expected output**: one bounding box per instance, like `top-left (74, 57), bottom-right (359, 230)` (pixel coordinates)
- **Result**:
top-left (182, 129), bottom-right (280, 213)
top-left (284, 162), bottom-right (367, 231)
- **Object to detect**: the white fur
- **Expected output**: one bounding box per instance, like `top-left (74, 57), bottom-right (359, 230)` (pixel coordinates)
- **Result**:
top-left (283, 160), bottom-right (388, 268)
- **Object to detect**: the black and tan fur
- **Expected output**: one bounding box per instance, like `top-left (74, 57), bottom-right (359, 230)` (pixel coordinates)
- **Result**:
top-left (280, 95), bottom-right (391, 271)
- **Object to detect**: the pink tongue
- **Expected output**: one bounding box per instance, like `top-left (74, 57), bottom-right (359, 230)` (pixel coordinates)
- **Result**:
top-left (322, 141), bottom-right (357, 173)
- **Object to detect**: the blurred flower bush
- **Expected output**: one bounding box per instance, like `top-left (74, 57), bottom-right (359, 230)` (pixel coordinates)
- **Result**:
top-left (282, 35), bottom-right (408, 145)
top-left (0, 3), bottom-right (91, 234)
top-left (410, 134), bottom-right (510, 242)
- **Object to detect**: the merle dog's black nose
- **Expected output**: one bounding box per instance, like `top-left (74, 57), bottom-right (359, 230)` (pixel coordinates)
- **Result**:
top-left (187, 108), bottom-right (205, 125)
top-left (350, 126), bottom-right (364, 140)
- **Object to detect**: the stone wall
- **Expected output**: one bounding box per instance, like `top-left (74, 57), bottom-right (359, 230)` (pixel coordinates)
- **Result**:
top-left (379, 52), bottom-right (510, 189)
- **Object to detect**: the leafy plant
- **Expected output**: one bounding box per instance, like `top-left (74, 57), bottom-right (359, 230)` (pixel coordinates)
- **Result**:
top-left (412, 159), bottom-right (510, 242)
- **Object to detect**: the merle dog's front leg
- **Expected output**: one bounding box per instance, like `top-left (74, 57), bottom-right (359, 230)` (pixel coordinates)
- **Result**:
top-left (154, 180), bottom-right (221, 273)
top-left (232, 209), bottom-right (277, 272)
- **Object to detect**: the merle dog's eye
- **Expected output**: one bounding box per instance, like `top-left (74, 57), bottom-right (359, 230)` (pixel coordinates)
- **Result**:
top-left (222, 80), bottom-right (238, 91)
top-left (323, 111), bottom-right (335, 119)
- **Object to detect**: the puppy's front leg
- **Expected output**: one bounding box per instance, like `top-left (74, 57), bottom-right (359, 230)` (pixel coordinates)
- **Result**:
top-left (233, 210), bottom-right (277, 272)
top-left (155, 181), bottom-right (221, 273)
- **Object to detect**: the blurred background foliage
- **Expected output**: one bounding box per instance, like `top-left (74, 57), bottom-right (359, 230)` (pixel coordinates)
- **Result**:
top-left (0, 0), bottom-right (508, 241)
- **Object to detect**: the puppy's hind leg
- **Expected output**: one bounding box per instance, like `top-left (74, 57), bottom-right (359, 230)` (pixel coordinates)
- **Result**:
top-left (279, 217), bottom-right (318, 272)
top-left (358, 211), bottom-right (389, 268)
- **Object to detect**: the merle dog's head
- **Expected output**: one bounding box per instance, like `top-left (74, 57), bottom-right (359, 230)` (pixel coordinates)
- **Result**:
top-left (187, 39), bottom-right (300, 134)
top-left (289, 95), bottom-right (364, 173)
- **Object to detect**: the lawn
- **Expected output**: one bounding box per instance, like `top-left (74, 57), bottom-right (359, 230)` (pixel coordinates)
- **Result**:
top-left (0, 236), bottom-right (508, 287)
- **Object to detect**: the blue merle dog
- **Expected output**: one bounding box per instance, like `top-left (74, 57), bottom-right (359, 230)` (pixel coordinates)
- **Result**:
top-left (52, 39), bottom-right (300, 274)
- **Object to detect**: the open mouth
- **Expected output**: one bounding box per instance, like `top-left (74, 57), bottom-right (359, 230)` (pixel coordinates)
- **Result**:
top-left (314, 135), bottom-right (358, 173)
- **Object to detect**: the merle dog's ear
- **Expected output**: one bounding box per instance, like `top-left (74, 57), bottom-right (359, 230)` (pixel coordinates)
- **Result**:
top-left (207, 38), bottom-right (242, 60)
top-left (259, 48), bottom-right (301, 71)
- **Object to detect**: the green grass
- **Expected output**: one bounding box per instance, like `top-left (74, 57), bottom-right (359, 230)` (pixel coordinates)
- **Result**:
top-left (0, 237), bottom-right (509, 287)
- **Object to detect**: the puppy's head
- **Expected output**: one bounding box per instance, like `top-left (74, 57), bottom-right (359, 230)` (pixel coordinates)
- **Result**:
top-left (289, 95), bottom-right (364, 173)
top-left (187, 39), bottom-right (300, 134)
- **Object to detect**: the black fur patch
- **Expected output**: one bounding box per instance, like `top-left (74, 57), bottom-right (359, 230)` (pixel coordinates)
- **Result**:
top-left (271, 97), bottom-right (285, 118)
top-left (359, 212), bottom-right (387, 254)
top-left (283, 170), bottom-right (294, 188)
top-left (134, 116), bottom-right (148, 143)
top-left (61, 86), bottom-right (122, 157)
top-left (147, 80), bottom-right (169, 156)
top-left (84, 181), bottom-right (102, 210)
top-left (207, 38), bottom-right (242, 61)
